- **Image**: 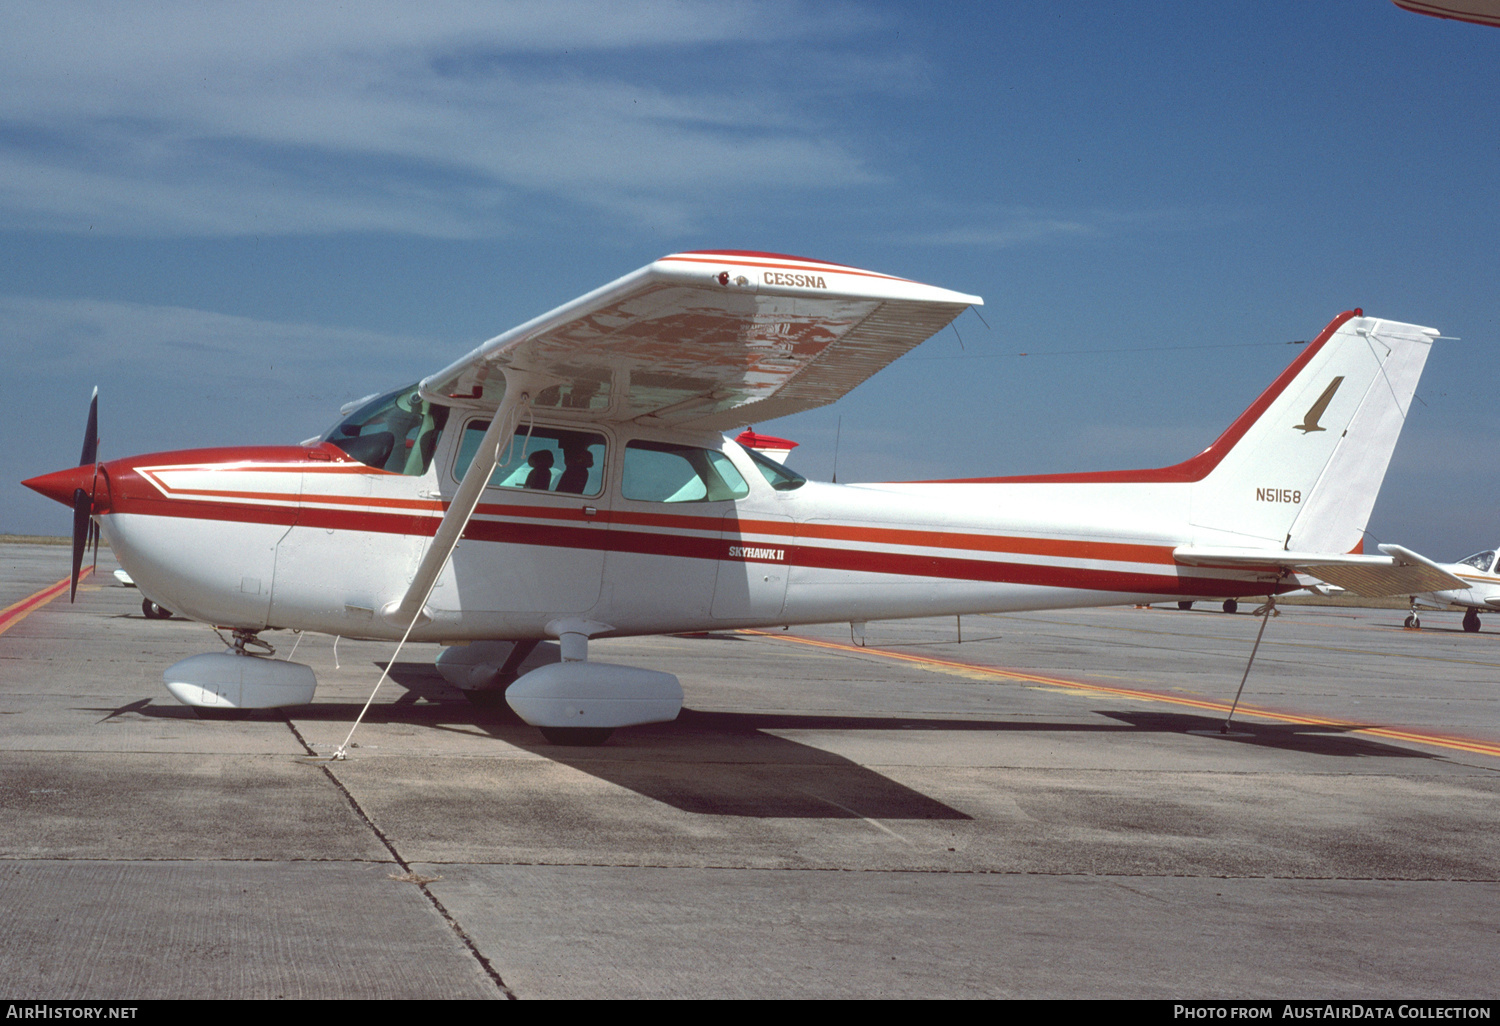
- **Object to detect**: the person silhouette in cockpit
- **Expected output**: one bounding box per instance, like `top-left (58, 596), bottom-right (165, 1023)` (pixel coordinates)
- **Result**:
top-left (524, 449), bottom-right (554, 490)
top-left (555, 444), bottom-right (592, 494)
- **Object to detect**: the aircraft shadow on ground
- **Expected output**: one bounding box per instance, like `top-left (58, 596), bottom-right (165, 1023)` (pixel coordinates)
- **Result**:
top-left (375, 661), bottom-right (974, 820)
top-left (88, 659), bottom-right (1437, 818)
top-left (1099, 710), bottom-right (1438, 760)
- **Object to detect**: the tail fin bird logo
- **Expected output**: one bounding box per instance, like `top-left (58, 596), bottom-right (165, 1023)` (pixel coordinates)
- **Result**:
top-left (1295, 376), bottom-right (1344, 433)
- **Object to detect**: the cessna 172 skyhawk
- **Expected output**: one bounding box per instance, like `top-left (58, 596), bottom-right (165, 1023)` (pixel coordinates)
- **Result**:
top-left (23, 251), bottom-right (1454, 744)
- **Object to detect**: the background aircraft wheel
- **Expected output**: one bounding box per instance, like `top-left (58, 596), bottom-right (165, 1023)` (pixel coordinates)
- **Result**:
top-left (1463, 609), bottom-right (1481, 633)
top-left (1222, 599), bottom-right (1238, 614)
top-left (539, 726), bottom-right (614, 746)
top-left (1177, 600), bottom-right (1194, 611)
top-left (142, 598), bottom-right (172, 619)
top-left (1404, 614), bottom-right (1420, 629)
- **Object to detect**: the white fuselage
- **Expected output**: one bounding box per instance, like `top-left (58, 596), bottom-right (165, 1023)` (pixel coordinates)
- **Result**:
top-left (1417, 552), bottom-right (1500, 612)
top-left (95, 419), bottom-right (1287, 645)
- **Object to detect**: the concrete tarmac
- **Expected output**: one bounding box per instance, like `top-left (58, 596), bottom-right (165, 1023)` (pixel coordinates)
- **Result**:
top-left (2, 543), bottom-right (1497, 999)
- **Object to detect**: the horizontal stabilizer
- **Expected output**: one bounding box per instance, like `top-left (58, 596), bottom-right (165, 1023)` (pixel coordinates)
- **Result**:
top-left (1174, 544), bottom-right (1466, 597)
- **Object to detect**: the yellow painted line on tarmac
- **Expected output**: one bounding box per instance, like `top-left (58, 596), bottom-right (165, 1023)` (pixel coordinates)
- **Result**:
top-left (0, 567), bottom-right (93, 638)
top-left (978, 609), bottom-right (1500, 672)
top-left (744, 628), bottom-right (1500, 761)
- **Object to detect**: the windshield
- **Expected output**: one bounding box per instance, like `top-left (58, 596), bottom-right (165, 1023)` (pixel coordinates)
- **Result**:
top-left (324, 384), bottom-right (449, 475)
top-left (1458, 550), bottom-right (1497, 573)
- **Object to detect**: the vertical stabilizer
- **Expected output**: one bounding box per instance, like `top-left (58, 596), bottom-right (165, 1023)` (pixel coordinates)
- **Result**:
top-left (1188, 313), bottom-right (1436, 550)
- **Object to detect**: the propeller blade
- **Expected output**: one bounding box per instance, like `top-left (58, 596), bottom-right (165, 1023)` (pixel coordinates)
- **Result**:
top-left (79, 387), bottom-right (99, 467)
top-left (70, 488), bottom-right (91, 602)
top-left (76, 388), bottom-right (102, 595)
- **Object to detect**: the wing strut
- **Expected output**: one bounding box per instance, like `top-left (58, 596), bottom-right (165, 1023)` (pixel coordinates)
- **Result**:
top-left (382, 382), bottom-right (535, 628)
top-left (324, 381), bottom-right (535, 761)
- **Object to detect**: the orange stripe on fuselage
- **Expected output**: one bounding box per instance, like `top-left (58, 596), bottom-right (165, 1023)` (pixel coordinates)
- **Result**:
top-left (108, 454), bottom-right (1245, 595)
top-left (123, 468), bottom-right (1183, 567)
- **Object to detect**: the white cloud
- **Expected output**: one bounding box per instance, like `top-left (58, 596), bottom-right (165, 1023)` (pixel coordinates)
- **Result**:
top-left (0, 1), bottom-right (882, 237)
top-left (0, 294), bottom-right (435, 393)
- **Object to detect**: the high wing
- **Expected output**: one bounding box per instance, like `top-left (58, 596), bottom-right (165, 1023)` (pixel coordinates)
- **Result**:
top-left (419, 251), bottom-right (982, 430)
top-left (384, 251), bottom-right (979, 629)
top-left (1174, 543), bottom-right (1467, 597)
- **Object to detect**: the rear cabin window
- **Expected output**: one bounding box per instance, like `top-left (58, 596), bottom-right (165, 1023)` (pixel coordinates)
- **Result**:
top-left (455, 422), bottom-right (607, 497)
top-left (622, 440), bottom-right (750, 503)
top-left (740, 444), bottom-right (806, 491)
top-left (325, 385), bottom-right (449, 476)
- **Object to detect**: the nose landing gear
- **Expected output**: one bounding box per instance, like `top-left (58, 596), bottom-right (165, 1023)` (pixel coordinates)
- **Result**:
top-left (1404, 596), bottom-right (1421, 630)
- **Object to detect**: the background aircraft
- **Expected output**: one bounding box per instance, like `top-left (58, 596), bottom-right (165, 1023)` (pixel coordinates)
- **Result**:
top-left (1391, 546), bottom-right (1499, 630)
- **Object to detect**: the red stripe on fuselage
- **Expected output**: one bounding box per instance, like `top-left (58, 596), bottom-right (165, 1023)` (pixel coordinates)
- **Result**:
top-left (99, 438), bottom-right (1251, 598)
top-left (100, 495), bottom-right (1246, 600)
top-left (111, 478), bottom-right (1180, 568)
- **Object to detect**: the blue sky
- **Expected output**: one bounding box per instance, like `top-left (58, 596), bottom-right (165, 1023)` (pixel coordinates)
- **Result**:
top-left (4, 1), bottom-right (1497, 559)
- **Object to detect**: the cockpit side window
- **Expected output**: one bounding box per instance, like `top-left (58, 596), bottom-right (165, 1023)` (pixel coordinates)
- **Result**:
top-left (325, 384), bottom-right (449, 476)
top-left (1459, 550), bottom-right (1497, 573)
top-left (454, 421), bottom-right (607, 497)
top-left (622, 440), bottom-right (751, 503)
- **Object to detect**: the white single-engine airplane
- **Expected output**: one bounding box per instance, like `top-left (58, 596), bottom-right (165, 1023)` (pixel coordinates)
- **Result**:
top-left (24, 251), bottom-right (1452, 744)
top-left (1373, 546), bottom-right (1500, 632)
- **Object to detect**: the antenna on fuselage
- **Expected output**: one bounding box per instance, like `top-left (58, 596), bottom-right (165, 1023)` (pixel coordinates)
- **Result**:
top-left (831, 415), bottom-right (841, 484)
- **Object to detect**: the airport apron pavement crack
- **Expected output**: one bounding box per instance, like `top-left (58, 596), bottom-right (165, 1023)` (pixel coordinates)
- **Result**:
top-left (282, 714), bottom-right (517, 1000)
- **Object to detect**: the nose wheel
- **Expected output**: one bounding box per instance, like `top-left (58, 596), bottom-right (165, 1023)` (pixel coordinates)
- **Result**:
top-left (142, 598), bottom-right (172, 619)
top-left (1463, 608), bottom-right (1481, 633)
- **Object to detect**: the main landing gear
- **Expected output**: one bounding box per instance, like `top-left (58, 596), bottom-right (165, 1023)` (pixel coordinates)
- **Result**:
top-left (502, 621), bottom-right (683, 747)
top-left (1404, 596), bottom-right (1481, 632)
top-left (142, 598), bottom-right (172, 619)
top-left (163, 628), bottom-right (317, 710)
top-left (1178, 599), bottom-right (1239, 613)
